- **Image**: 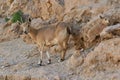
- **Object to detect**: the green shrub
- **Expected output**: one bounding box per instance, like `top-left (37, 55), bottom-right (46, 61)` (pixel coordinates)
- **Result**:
top-left (11, 10), bottom-right (24, 23)
top-left (5, 17), bottom-right (10, 22)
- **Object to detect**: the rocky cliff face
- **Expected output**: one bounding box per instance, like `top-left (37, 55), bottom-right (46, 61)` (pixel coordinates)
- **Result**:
top-left (0, 0), bottom-right (120, 80)
top-left (0, 0), bottom-right (119, 19)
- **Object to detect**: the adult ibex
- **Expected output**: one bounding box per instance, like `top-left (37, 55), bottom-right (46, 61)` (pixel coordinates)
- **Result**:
top-left (21, 20), bottom-right (72, 66)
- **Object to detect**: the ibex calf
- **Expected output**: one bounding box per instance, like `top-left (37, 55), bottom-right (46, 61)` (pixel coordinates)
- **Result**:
top-left (21, 21), bottom-right (71, 66)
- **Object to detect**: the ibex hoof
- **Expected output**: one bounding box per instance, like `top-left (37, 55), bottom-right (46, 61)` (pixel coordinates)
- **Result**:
top-left (38, 61), bottom-right (42, 66)
top-left (38, 63), bottom-right (42, 66)
top-left (47, 59), bottom-right (51, 64)
top-left (47, 62), bottom-right (51, 64)
top-left (58, 59), bottom-right (64, 62)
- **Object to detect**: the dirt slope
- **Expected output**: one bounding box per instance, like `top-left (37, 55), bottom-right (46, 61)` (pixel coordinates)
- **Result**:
top-left (0, 39), bottom-right (74, 80)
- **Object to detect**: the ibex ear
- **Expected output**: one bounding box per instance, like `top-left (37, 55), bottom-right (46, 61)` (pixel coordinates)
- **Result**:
top-left (28, 16), bottom-right (32, 23)
top-left (99, 14), bottom-right (104, 19)
top-left (29, 18), bottom-right (31, 22)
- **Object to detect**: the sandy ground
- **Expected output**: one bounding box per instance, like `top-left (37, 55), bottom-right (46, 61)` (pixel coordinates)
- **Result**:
top-left (0, 38), bottom-right (120, 80)
top-left (0, 38), bottom-right (75, 80)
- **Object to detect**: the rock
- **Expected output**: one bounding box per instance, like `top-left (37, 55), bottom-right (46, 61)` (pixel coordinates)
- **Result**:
top-left (30, 18), bottom-right (43, 28)
top-left (84, 38), bottom-right (120, 70)
top-left (67, 51), bottom-right (84, 70)
top-left (100, 24), bottom-right (120, 40)
top-left (1, 0), bottom-right (118, 21)
top-left (9, 21), bottom-right (22, 34)
top-left (54, 75), bottom-right (61, 80)
top-left (5, 0), bottom-right (65, 20)
top-left (20, 34), bottom-right (33, 44)
top-left (64, 0), bottom-right (99, 13)
top-left (81, 14), bottom-right (109, 48)
top-left (0, 75), bottom-right (4, 80)
top-left (90, 4), bottom-right (110, 16)
top-left (104, 7), bottom-right (120, 25)
top-left (63, 6), bottom-right (92, 23)
top-left (31, 78), bottom-right (40, 80)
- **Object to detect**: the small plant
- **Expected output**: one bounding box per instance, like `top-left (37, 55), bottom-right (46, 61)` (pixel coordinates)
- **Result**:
top-left (5, 17), bottom-right (10, 22)
top-left (11, 10), bottom-right (24, 23)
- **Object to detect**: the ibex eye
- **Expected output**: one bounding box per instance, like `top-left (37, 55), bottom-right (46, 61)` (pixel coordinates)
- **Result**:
top-left (104, 18), bottom-right (106, 20)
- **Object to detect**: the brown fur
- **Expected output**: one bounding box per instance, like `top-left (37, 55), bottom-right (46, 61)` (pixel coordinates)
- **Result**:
top-left (21, 22), bottom-right (71, 65)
